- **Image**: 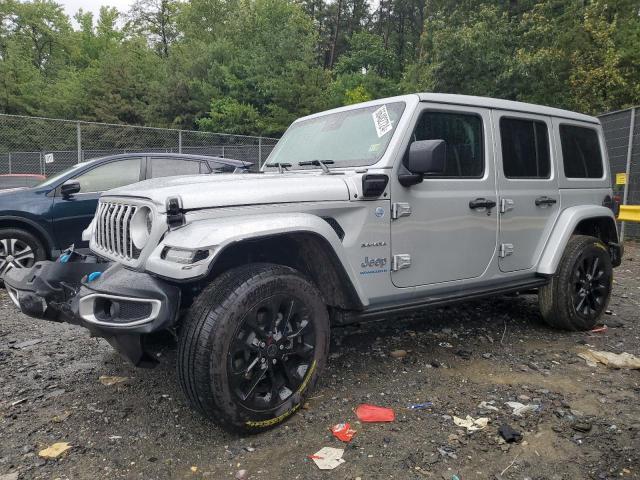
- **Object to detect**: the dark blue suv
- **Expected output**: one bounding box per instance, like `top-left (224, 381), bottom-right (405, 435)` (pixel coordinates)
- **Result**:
top-left (0, 153), bottom-right (249, 278)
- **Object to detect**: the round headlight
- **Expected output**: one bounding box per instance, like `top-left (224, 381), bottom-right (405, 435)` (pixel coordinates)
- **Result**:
top-left (131, 206), bottom-right (153, 249)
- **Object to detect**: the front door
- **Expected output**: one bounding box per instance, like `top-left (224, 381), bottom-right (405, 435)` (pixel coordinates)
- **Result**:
top-left (52, 157), bottom-right (143, 249)
top-left (390, 104), bottom-right (498, 287)
top-left (492, 112), bottom-right (560, 272)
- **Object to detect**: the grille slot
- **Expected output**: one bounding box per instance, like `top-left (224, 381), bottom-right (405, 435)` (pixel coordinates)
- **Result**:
top-left (94, 202), bottom-right (139, 260)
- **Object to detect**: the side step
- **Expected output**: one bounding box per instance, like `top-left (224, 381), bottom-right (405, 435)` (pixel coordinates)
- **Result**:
top-left (336, 277), bottom-right (549, 324)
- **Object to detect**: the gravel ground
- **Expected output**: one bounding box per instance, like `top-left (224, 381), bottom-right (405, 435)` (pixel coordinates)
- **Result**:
top-left (1, 244), bottom-right (639, 480)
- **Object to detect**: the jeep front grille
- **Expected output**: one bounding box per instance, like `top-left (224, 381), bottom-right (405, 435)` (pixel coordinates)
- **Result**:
top-left (94, 202), bottom-right (141, 260)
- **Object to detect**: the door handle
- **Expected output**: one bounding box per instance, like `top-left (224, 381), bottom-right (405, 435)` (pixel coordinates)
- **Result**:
top-left (535, 196), bottom-right (557, 207)
top-left (469, 198), bottom-right (497, 210)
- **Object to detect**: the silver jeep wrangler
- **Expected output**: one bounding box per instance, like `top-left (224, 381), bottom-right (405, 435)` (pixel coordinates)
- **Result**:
top-left (5, 94), bottom-right (622, 431)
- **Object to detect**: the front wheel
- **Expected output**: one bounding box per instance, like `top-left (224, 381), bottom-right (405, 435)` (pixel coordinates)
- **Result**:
top-left (539, 235), bottom-right (613, 330)
top-left (0, 228), bottom-right (46, 281)
top-left (177, 263), bottom-right (329, 432)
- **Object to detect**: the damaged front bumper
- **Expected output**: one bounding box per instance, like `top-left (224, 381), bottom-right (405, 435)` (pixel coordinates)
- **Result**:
top-left (4, 254), bottom-right (181, 366)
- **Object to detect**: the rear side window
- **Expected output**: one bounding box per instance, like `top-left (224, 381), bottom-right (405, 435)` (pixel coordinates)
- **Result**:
top-left (500, 118), bottom-right (551, 179)
top-left (150, 158), bottom-right (202, 178)
top-left (412, 111), bottom-right (484, 177)
top-left (560, 125), bottom-right (603, 178)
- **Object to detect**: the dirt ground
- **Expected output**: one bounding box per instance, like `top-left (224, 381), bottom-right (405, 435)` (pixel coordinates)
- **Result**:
top-left (1, 245), bottom-right (639, 480)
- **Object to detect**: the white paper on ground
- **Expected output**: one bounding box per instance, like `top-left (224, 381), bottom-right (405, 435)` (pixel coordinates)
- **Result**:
top-left (311, 447), bottom-right (345, 470)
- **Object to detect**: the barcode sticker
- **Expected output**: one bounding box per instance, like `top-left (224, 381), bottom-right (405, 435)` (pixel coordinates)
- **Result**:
top-left (372, 105), bottom-right (393, 138)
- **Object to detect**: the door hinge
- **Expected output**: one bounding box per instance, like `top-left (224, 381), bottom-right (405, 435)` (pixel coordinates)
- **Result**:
top-left (392, 254), bottom-right (411, 271)
top-left (500, 198), bottom-right (515, 214)
top-left (391, 202), bottom-right (411, 219)
top-left (499, 243), bottom-right (514, 258)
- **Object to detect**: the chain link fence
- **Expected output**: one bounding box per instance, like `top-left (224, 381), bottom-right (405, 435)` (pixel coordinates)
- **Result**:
top-left (600, 107), bottom-right (639, 239)
top-left (0, 114), bottom-right (278, 176)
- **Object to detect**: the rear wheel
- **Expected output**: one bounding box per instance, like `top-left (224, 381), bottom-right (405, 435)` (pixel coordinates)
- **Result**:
top-left (177, 263), bottom-right (329, 432)
top-left (0, 228), bottom-right (46, 280)
top-left (539, 235), bottom-right (612, 330)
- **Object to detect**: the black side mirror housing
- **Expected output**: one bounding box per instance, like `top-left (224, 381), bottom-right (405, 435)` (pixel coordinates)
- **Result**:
top-left (398, 139), bottom-right (447, 187)
top-left (61, 180), bottom-right (81, 197)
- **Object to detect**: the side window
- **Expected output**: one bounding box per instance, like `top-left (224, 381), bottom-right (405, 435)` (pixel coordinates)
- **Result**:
top-left (500, 118), bottom-right (551, 179)
top-left (412, 111), bottom-right (483, 177)
top-left (150, 158), bottom-right (201, 178)
top-left (74, 158), bottom-right (141, 193)
top-left (560, 125), bottom-right (604, 178)
top-left (208, 162), bottom-right (236, 173)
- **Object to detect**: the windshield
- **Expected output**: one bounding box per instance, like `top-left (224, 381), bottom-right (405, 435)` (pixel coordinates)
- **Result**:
top-left (265, 102), bottom-right (406, 169)
top-left (34, 162), bottom-right (88, 188)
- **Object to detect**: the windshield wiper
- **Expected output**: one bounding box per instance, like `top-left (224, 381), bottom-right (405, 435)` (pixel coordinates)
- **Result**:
top-left (265, 162), bottom-right (291, 174)
top-left (298, 159), bottom-right (334, 173)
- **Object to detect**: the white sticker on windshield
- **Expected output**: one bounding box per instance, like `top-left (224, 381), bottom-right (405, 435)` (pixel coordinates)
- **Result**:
top-left (372, 105), bottom-right (393, 138)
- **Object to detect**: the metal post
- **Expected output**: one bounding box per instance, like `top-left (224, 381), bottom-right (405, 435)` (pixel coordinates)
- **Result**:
top-left (77, 122), bottom-right (82, 163)
top-left (258, 137), bottom-right (263, 167)
top-left (621, 107), bottom-right (636, 241)
top-left (178, 130), bottom-right (182, 154)
top-left (39, 152), bottom-right (43, 175)
top-left (7, 153), bottom-right (11, 174)
top-left (221, 146), bottom-right (225, 158)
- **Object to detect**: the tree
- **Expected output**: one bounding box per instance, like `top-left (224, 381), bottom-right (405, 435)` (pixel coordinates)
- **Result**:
top-left (127, 0), bottom-right (180, 57)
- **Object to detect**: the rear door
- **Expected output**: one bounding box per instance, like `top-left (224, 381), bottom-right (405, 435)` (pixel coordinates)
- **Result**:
top-left (52, 157), bottom-right (143, 249)
top-left (493, 111), bottom-right (560, 272)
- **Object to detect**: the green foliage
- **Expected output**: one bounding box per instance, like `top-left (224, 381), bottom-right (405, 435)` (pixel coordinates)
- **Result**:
top-left (0, 0), bottom-right (639, 134)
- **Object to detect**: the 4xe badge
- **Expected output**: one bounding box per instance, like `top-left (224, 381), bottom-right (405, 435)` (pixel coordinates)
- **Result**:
top-left (375, 207), bottom-right (385, 218)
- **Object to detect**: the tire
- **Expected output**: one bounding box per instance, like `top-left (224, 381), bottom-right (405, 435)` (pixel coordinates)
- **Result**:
top-left (177, 263), bottom-right (330, 432)
top-left (0, 228), bottom-right (47, 281)
top-left (539, 235), bottom-right (613, 331)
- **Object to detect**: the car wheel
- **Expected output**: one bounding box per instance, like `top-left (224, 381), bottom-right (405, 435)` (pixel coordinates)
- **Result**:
top-left (0, 228), bottom-right (46, 281)
top-left (177, 263), bottom-right (329, 432)
top-left (539, 235), bottom-right (613, 331)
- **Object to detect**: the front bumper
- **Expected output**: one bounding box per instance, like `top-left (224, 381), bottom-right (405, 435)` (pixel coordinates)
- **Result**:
top-left (4, 256), bottom-right (181, 366)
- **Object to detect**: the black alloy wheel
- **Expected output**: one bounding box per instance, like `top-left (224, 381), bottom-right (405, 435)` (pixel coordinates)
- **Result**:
top-left (228, 294), bottom-right (316, 412)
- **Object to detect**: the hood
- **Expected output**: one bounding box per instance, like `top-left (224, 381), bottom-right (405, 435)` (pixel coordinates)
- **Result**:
top-left (104, 172), bottom-right (351, 211)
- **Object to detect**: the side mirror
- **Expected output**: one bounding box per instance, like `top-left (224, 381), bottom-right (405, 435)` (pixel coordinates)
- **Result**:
top-left (398, 139), bottom-right (446, 187)
top-left (407, 139), bottom-right (446, 174)
top-left (61, 180), bottom-right (81, 197)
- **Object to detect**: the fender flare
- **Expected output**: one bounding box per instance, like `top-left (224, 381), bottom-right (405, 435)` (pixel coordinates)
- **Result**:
top-left (537, 205), bottom-right (618, 275)
top-left (145, 212), bottom-right (368, 305)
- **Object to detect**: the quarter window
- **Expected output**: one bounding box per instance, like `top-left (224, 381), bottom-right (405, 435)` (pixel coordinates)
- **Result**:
top-left (411, 111), bottom-right (483, 177)
top-left (74, 158), bottom-right (141, 193)
top-left (560, 125), bottom-right (603, 178)
top-left (500, 118), bottom-right (551, 179)
top-left (150, 158), bottom-right (203, 178)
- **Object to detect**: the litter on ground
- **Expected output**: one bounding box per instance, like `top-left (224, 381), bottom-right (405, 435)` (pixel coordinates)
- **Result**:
top-left (309, 447), bottom-right (345, 470)
top-left (498, 424), bottom-right (523, 443)
top-left (38, 442), bottom-right (72, 459)
top-left (578, 350), bottom-right (640, 369)
top-left (355, 404), bottom-right (395, 423)
top-left (452, 415), bottom-right (489, 432)
top-left (99, 375), bottom-right (129, 386)
top-left (331, 423), bottom-right (356, 442)
top-left (505, 401), bottom-right (540, 416)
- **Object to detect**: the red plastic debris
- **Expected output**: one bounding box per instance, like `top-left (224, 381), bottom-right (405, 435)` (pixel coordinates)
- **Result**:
top-left (355, 404), bottom-right (395, 423)
top-left (331, 422), bottom-right (357, 442)
top-left (590, 325), bottom-right (608, 334)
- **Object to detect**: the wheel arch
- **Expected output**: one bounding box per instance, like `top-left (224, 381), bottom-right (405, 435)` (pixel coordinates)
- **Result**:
top-left (205, 232), bottom-right (364, 310)
top-left (0, 216), bottom-right (54, 258)
top-left (538, 206), bottom-right (619, 275)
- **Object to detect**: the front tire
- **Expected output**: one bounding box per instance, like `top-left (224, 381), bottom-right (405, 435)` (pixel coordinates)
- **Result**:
top-left (177, 263), bottom-right (329, 432)
top-left (0, 228), bottom-right (46, 281)
top-left (539, 235), bottom-right (613, 330)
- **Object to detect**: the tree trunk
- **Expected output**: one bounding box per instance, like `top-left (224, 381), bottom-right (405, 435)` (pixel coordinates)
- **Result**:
top-left (328, 0), bottom-right (343, 68)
